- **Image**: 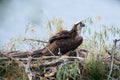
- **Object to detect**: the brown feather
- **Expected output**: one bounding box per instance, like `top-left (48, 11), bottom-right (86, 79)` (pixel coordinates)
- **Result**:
top-left (49, 30), bottom-right (71, 44)
top-left (33, 21), bottom-right (84, 57)
top-left (42, 35), bottom-right (83, 56)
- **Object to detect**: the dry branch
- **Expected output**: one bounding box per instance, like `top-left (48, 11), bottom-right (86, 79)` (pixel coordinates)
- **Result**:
top-left (107, 39), bottom-right (119, 80)
top-left (0, 50), bottom-right (86, 80)
top-left (31, 55), bottom-right (84, 68)
top-left (0, 51), bottom-right (34, 80)
top-left (23, 38), bottom-right (48, 43)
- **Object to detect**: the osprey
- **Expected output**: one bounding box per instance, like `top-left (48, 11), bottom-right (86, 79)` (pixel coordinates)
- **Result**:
top-left (33, 21), bottom-right (85, 57)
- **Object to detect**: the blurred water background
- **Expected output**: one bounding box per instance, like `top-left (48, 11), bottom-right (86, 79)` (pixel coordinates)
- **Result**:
top-left (0, 0), bottom-right (120, 47)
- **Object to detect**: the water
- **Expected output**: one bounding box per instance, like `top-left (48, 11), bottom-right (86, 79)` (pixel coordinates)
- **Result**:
top-left (0, 0), bottom-right (120, 47)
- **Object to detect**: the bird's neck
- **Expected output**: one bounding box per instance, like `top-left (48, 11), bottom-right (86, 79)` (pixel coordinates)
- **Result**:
top-left (77, 27), bottom-right (82, 35)
top-left (70, 25), bottom-right (78, 37)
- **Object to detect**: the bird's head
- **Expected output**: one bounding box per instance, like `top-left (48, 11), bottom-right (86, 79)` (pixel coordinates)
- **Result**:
top-left (74, 21), bottom-right (85, 34)
top-left (75, 21), bottom-right (85, 29)
top-left (70, 21), bottom-right (85, 37)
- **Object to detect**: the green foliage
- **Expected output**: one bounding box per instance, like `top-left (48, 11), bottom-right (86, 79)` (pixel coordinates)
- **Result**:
top-left (56, 60), bottom-right (81, 80)
top-left (83, 59), bottom-right (107, 80)
top-left (0, 60), bottom-right (6, 77)
top-left (0, 60), bottom-right (28, 80)
top-left (110, 64), bottom-right (120, 79)
top-left (0, 18), bottom-right (120, 79)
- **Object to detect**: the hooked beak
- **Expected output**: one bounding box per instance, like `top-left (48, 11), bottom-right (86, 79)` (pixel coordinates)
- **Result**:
top-left (80, 22), bottom-right (85, 27)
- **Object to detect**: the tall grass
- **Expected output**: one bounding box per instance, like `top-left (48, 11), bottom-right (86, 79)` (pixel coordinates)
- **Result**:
top-left (0, 17), bottom-right (120, 80)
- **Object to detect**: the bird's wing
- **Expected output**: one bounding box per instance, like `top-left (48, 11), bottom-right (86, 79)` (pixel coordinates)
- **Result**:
top-left (49, 30), bottom-right (71, 44)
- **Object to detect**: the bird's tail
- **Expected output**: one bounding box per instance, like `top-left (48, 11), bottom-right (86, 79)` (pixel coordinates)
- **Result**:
top-left (31, 49), bottom-right (43, 57)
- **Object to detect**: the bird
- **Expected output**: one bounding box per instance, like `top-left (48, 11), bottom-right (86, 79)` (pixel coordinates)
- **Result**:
top-left (32, 21), bottom-right (85, 57)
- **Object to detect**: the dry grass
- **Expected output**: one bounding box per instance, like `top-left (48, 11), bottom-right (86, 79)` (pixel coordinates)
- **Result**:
top-left (0, 18), bottom-right (120, 80)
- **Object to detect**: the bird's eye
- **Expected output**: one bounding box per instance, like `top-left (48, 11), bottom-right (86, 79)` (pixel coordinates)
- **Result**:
top-left (79, 22), bottom-right (85, 27)
top-left (82, 23), bottom-right (85, 27)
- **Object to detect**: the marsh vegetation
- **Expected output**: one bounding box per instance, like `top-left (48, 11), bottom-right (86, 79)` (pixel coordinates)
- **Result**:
top-left (0, 18), bottom-right (120, 80)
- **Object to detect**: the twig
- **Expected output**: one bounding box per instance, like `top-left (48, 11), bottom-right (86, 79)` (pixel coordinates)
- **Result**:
top-left (32, 55), bottom-right (84, 68)
top-left (0, 52), bottom-right (34, 80)
top-left (0, 52), bottom-right (20, 63)
top-left (25, 56), bottom-right (34, 80)
top-left (23, 38), bottom-right (48, 43)
top-left (107, 39), bottom-right (117, 80)
top-left (47, 48), bottom-right (55, 56)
